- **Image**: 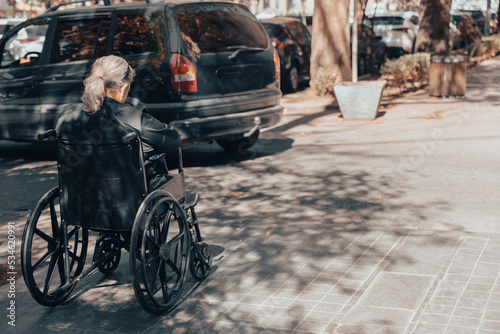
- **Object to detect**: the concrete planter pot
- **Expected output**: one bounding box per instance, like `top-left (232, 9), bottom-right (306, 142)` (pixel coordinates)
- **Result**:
top-left (333, 80), bottom-right (387, 120)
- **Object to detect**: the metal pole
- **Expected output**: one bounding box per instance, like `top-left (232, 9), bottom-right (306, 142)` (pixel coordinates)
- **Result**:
top-left (352, 0), bottom-right (358, 83)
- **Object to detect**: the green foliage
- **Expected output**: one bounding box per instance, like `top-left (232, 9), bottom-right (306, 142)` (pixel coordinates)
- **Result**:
top-left (380, 53), bottom-right (431, 91)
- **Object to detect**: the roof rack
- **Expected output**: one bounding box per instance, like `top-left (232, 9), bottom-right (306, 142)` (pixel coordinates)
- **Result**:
top-left (45, 0), bottom-right (111, 13)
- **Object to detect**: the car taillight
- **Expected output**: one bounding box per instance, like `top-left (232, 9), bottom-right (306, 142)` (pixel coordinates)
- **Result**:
top-left (170, 54), bottom-right (197, 93)
top-left (272, 38), bottom-right (287, 49)
top-left (394, 27), bottom-right (409, 33)
top-left (273, 48), bottom-right (280, 86)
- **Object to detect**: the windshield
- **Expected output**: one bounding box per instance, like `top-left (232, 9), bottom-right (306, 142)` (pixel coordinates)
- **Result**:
top-left (372, 17), bottom-right (405, 25)
top-left (176, 4), bottom-right (269, 54)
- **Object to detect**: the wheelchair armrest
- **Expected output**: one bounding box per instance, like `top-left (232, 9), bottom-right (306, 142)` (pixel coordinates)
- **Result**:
top-left (122, 132), bottom-right (138, 143)
top-left (37, 129), bottom-right (56, 141)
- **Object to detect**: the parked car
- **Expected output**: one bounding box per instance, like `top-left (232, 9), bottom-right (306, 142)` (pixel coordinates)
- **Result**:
top-left (370, 11), bottom-right (419, 58)
top-left (287, 14), bottom-right (313, 33)
top-left (450, 12), bottom-right (481, 49)
top-left (261, 17), bottom-right (311, 93)
top-left (0, 1), bottom-right (283, 151)
top-left (352, 22), bottom-right (387, 75)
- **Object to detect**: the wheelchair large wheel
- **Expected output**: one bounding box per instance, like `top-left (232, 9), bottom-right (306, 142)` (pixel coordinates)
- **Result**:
top-left (130, 191), bottom-right (190, 314)
top-left (21, 187), bottom-right (88, 306)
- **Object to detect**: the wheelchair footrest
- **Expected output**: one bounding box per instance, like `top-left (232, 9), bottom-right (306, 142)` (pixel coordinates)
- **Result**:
top-left (184, 193), bottom-right (199, 209)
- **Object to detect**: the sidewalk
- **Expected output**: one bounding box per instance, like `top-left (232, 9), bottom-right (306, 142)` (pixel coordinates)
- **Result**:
top-left (2, 60), bottom-right (500, 334)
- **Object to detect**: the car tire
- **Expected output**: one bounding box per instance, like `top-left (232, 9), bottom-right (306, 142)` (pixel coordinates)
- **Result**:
top-left (283, 64), bottom-right (299, 93)
top-left (216, 129), bottom-right (260, 152)
top-left (358, 56), bottom-right (367, 76)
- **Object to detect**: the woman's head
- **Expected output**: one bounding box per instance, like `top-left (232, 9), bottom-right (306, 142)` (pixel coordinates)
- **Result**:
top-left (81, 55), bottom-right (135, 114)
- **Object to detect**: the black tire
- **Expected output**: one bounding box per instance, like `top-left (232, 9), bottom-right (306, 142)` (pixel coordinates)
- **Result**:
top-left (130, 190), bottom-right (190, 314)
top-left (190, 242), bottom-right (213, 280)
top-left (21, 187), bottom-right (88, 306)
top-left (283, 64), bottom-right (299, 93)
top-left (216, 129), bottom-right (259, 152)
top-left (358, 55), bottom-right (367, 76)
top-left (95, 234), bottom-right (121, 275)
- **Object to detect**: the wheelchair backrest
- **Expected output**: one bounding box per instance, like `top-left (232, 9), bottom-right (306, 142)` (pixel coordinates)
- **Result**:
top-left (58, 136), bottom-right (147, 231)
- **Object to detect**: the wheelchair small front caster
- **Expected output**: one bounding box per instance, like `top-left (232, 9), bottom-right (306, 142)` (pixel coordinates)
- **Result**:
top-left (95, 235), bottom-right (121, 275)
top-left (190, 242), bottom-right (213, 280)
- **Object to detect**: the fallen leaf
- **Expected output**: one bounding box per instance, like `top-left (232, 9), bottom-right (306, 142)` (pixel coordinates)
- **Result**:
top-left (223, 191), bottom-right (245, 197)
top-left (266, 230), bottom-right (279, 238)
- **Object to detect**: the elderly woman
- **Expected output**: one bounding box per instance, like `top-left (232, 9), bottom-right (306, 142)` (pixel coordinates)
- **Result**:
top-left (55, 55), bottom-right (181, 191)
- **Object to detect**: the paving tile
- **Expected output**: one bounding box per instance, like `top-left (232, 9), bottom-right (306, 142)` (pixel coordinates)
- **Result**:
top-left (457, 297), bottom-right (489, 309)
top-left (453, 306), bottom-right (485, 318)
top-left (266, 316), bottom-right (300, 330)
top-left (357, 272), bottom-right (434, 309)
top-left (418, 312), bottom-right (451, 325)
top-left (411, 322), bottom-right (448, 334)
top-left (445, 325), bottom-right (481, 334)
top-left (449, 315), bottom-right (482, 329)
top-left (297, 291), bottom-right (328, 302)
top-left (423, 303), bottom-right (455, 315)
top-left (232, 324), bottom-right (268, 334)
top-left (341, 305), bottom-right (416, 327)
top-left (481, 320), bottom-right (500, 331)
top-left (293, 318), bottom-right (331, 332)
top-left (312, 302), bottom-right (345, 314)
top-left (484, 310), bottom-right (500, 322)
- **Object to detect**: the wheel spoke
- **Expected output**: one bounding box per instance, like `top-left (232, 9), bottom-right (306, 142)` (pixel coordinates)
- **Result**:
top-left (42, 250), bottom-right (60, 297)
top-left (49, 200), bottom-right (60, 237)
top-left (145, 252), bottom-right (160, 266)
top-left (165, 256), bottom-right (182, 277)
top-left (34, 227), bottom-right (56, 245)
top-left (57, 250), bottom-right (67, 285)
top-left (32, 246), bottom-right (58, 271)
top-left (159, 261), bottom-right (172, 300)
top-left (67, 227), bottom-right (79, 239)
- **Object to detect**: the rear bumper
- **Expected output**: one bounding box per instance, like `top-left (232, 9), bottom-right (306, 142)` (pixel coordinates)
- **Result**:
top-left (170, 105), bottom-right (284, 143)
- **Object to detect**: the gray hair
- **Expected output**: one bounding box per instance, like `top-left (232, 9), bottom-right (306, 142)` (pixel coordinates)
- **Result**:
top-left (81, 55), bottom-right (135, 115)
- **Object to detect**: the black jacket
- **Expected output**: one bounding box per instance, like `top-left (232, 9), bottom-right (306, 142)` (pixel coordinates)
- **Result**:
top-left (55, 97), bottom-right (181, 158)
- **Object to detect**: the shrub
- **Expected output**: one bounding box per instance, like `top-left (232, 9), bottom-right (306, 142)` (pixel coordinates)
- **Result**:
top-left (312, 67), bottom-right (338, 97)
top-left (472, 35), bottom-right (500, 58)
top-left (380, 53), bottom-right (431, 92)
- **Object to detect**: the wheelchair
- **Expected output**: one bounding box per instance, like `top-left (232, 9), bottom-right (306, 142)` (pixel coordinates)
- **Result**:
top-left (21, 128), bottom-right (213, 314)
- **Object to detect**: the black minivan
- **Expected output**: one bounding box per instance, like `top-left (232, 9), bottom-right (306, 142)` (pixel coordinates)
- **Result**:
top-left (0, 1), bottom-right (283, 151)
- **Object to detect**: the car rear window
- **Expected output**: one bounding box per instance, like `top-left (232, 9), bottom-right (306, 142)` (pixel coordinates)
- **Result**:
top-left (176, 3), bottom-right (268, 54)
top-left (262, 23), bottom-right (288, 41)
top-left (372, 17), bottom-right (405, 25)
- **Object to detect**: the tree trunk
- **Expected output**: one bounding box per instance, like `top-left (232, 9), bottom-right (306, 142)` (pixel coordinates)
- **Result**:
top-left (310, 0), bottom-right (351, 95)
top-left (415, 0), bottom-right (452, 53)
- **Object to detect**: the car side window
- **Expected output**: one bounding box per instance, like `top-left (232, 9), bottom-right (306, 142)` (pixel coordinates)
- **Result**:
top-left (294, 22), bottom-right (311, 40)
top-left (113, 10), bottom-right (158, 56)
top-left (411, 15), bottom-right (419, 26)
top-left (50, 17), bottom-right (111, 64)
top-left (1, 20), bottom-right (49, 68)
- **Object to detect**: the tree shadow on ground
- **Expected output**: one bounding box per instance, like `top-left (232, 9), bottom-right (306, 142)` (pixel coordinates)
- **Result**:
top-left (3, 116), bottom-right (458, 333)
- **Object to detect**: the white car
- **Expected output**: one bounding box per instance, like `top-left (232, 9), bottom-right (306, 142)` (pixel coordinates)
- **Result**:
top-left (370, 12), bottom-right (419, 58)
top-left (0, 18), bottom-right (26, 40)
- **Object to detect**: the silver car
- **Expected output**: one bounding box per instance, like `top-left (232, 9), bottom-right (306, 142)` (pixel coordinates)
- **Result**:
top-left (370, 11), bottom-right (419, 58)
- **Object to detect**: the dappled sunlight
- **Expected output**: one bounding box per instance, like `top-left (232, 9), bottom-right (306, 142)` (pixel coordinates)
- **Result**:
top-left (5, 160), bottom-right (57, 177)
